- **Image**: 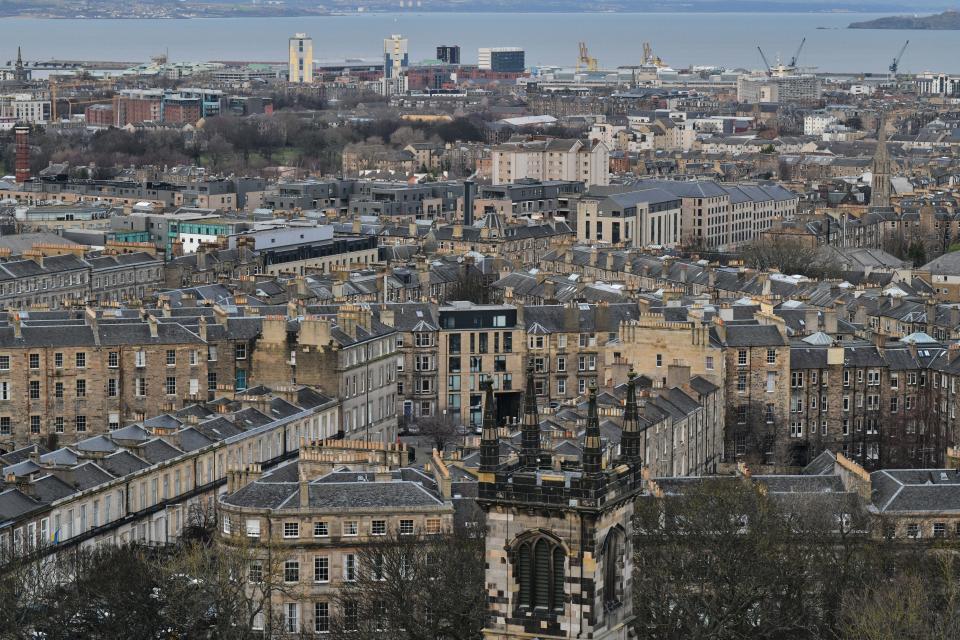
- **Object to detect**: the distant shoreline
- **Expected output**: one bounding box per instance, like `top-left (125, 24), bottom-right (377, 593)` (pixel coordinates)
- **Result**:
top-left (0, 8), bottom-right (925, 20)
top-left (849, 10), bottom-right (960, 29)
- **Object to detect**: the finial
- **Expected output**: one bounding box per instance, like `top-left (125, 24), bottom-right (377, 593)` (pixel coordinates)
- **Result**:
top-left (520, 356), bottom-right (542, 469)
top-left (583, 379), bottom-right (602, 475)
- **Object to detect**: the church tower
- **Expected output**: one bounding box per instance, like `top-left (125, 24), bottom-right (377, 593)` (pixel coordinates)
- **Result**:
top-left (871, 117), bottom-right (892, 209)
top-left (478, 366), bottom-right (644, 640)
top-left (13, 46), bottom-right (27, 84)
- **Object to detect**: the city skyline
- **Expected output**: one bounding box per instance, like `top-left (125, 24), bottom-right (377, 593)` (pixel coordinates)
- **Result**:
top-left (3, 6), bottom-right (960, 638)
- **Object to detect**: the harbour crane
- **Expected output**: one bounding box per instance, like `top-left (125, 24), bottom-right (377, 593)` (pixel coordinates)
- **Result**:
top-left (577, 42), bottom-right (599, 73)
top-left (788, 37), bottom-right (806, 68)
top-left (889, 40), bottom-right (909, 77)
top-left (757, 46), bottom-right (773, 77)
top-left (641, 42), bottom-right (664, 68)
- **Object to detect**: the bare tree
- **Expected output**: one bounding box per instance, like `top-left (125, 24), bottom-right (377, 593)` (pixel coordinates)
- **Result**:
top-left (330, 530), bottom-right (486, 640)
top-left (633, 478), bottom-right (876, 640)
top-left (445, 265), bottom-right (490, 305)
top-left (842, 551), bottom-right (960, 640)
top-left (741, 237), bottom-right (843, 280)
top-left (27, 544), bottom-right (170, 640)
top-left (417, 412), bottom-right (461, 453)
top-left (158, 535), bottom-right (285, 639)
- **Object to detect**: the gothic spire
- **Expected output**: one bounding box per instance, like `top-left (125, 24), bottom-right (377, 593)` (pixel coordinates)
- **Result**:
top-left (479, 379), bottom-right (500, 473)
top-left (871, 115), bottom-right (892, 209)
top-left (582, 382), bottom-right (602, 475)
top-left (620, 370), bottom-right (642, 463)
top-left (520, 358), bottom-right (541, 469)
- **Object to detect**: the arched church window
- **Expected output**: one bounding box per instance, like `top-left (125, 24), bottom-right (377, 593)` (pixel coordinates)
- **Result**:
top-left (515, 534), bottom-right (565, 612)
top-left (603, 527), bottom-right (625, 610)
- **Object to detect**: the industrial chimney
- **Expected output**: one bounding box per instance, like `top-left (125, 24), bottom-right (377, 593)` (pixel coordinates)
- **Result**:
top-left (14, 125), bottom-right (30, 184)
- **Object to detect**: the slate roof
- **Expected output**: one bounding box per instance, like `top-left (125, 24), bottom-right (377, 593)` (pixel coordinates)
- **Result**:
top-left (872, 468), bottom-right (960, 514)
top-left (0, 488), bottom-right (41, 521)
top-left (138, 438), bottom-right (184, 464)
top-left (223, 476), bottom-right (446, 511)
top-left (99, 450), bottom-right (151, 477)
top-left (723, 324), bottom-right (787, 347)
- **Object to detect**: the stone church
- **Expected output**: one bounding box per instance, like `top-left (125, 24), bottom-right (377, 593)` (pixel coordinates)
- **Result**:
top-left (477, 361), bottom-right (645, 639)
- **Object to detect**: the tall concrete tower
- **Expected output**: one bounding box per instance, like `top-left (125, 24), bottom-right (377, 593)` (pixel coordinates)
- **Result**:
top-left (14, 125), bottom-right (30, 184)
top-left (383, 34), bottom-right (409, 79)
top-left (288, 33), bottom-right (314, 83)
top-left (379, 34), bottom-right (409, 96)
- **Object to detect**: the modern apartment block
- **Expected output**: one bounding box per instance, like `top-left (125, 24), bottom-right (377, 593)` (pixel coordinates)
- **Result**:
top-left (736, 73), bottom-right (821, 104)
top-left (112, 89), bottom-right (224, 127)
top-left (477, 47), bottom-right (525, 72)
top-left (435, 302), bottom-right (526, 427)
top-left (914, 71), bottom-right (960, 97)
top-left (436, 45), bottom-right (460, 65)
top-left (491, 139), bottom-right (610, 187)
top-left (0, 93), bottom-right (52, 124)
top-left (288, 33), bottom-right (314, 83)
top-left (577, 187), bottom-right (683, 248)
top-left (611, 179), bottom-right (799, 251)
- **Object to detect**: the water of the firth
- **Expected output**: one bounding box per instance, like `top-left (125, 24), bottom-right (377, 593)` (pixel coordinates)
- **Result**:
top-left (1, 12), bottom-right (958, 74)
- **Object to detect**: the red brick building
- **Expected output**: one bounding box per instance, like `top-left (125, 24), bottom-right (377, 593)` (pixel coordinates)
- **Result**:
top-left (112, 90), bottom-right (163, 127)
top-left (84, 103), bottom-right (114, 127)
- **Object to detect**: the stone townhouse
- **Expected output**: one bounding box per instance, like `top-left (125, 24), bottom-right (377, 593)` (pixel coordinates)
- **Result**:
top-left (716, 318), bottom-right (791, 467)
top-left (493, 270), bottom-right (632, 306)
top-left (0, 251), bottom-right (162, 310)
top-left (538, 245), bottom-right (829, 304)
top-left (788, 336), bottom-right (887, 469)
top-left (788, 332), bottom-right (960, 470)
top-left (382, 300), bottom-right (726, 430)
top-left (848, 296), bottom-right (959, 343)
top-left (164, 240), bottom-right (259, 288)
top-left (430, 217), bottom-right (575, 267)
top-left (0, 386), bottom-right (337, 563)
top-left (0, 304), bottom-right (266, 449)
top-left (87, 252), bottom-right (164, 304)
top-left (379, 303), bottom-right (440, 420)
top-left (0, 310), bottom-right (208, 449)
top-left (382, 300), bottom-right (644, 426)
top-left (627, 366), bottom-right (724, 477)
top-left (250, 304), bottom-right (399, 443)
top-left (522, 302), bottom-right (641, 403)
top-left (613, 307), bottom-right (726, 389)
top-left (653, 450), bottom-right (960, 542)
top-left (217, 439), bottom-right (453, 636)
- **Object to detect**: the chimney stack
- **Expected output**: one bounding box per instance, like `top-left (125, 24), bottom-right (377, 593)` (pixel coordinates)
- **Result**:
top-left (463, 179), bottom-right (475, 227)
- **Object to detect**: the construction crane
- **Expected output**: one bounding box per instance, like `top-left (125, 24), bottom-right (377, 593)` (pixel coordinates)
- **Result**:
top-left (49, 75), bottom-right (115, 121)
top-left (641, 42), bottom-right (664, 68)
top-left (889, 40), bottom-right (909, 77)
top-left (577, 42), bottom-right (598, 73)
top-left (757, 46), bottom-right (773, 77)
top-left (788, 37), bottom-right (806, 68)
